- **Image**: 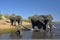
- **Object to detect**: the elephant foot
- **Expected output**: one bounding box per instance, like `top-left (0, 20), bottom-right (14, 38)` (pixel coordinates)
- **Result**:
top-left (40, 29), bottom-right (46, 33)
top-left (43, 28), bottom-right (46, 31)
top-left (31, 28), bottom-right (40, 32)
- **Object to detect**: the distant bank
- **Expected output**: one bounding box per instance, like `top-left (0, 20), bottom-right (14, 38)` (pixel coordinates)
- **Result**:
top-left (53, 22), bottom-right (60, 24)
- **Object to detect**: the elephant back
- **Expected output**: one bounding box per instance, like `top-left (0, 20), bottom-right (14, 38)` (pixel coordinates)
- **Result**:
top-left (10, 16), bottom-right (16, 20)
top-left (16, 16), bottom-right (22, 20)
top-left (38, 15), bottom-right (45, 20)
top-left (31, 15), bottom-right (39, 21)
top-left (10, 15), bottom-right (22, 21)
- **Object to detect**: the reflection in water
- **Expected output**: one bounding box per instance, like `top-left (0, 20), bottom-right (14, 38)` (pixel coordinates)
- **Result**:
top-left (9, 32), bottom-right (22, 39)
top-left (0, 29), bottom-right (55, 39)
top-left (46, 31), bottom-right (53, 39)
top-left (50, 32), bottom-right (53, 39)
top-left (32, 30), bottom-right (54, 39)
top-left (32, 30), bottom-right (46, 39)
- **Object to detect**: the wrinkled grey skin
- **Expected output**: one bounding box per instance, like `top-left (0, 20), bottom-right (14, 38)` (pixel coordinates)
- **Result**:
top-left (10, 16), bottom-right (22, 26)
top-left (31, 15), bottom-right (53, 31)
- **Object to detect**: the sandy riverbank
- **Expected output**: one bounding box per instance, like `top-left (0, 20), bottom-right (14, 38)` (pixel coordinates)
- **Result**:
top-left (0, 19), bottom-right (31, 33)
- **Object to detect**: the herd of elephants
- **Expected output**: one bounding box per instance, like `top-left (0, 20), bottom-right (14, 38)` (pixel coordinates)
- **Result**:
top-left (10, 14), bottom-right (53, 34)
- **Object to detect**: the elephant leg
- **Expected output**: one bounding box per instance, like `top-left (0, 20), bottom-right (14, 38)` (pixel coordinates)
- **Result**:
top-left (37, 26), bottom-right (40, 30)
top-left (39, 21), bottom-right (46, 31)
top-left (37, 21), bottom-right (42, 30)
top-left (31, 21), bottom-right (35, 29)
top-left (37, 23), bottom-right (40, 29)
top-left (18, 21), bottom-right (20, 26)
top-left (14, 20), bottom-right (16, 26)
top-left (43, 24), bottom-right (46, 31)
top-left (49, 24), bottom-right (52, 32)
top-left (32, 25), bottom-right (35, 29)
top-left (11, 20), bottom-right (13, 26)
top-left (38, 25), bottom-right (42, 30)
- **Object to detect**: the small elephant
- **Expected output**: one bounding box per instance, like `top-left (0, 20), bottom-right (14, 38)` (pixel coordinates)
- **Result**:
top-left (31, 14), bottom-right (53, 31)
top-left (10, 16), bottom-right (22, 26)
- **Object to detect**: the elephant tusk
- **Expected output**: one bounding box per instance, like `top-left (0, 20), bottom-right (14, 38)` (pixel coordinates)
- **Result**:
top-left (47, 25), bottom-right (50, 29)
top-left (52, 25), bottom-right (56, 29)
top-left (47, 25), bottom-right (56, 29)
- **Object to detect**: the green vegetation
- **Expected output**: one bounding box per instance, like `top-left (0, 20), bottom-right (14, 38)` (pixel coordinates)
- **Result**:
top-left (22, 19), bottom-right (31, 23)
top-left (4, 13), bottom-right (10, 19)
top-left (28, 16), bottom-right (32, 20)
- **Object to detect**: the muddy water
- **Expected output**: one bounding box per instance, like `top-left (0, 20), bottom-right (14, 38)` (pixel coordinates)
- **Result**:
top-left (0, 24), bottom-right (60, 39)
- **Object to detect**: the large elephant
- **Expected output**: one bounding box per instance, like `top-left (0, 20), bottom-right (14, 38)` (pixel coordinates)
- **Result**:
top-left (10, 15), bottom-right (22, 26)
top-left (31, 14), bottom-right (53, 31)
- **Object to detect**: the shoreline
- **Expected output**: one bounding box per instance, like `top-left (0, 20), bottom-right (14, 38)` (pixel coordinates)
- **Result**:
top-left (0, 20), bottom-right (31, 34)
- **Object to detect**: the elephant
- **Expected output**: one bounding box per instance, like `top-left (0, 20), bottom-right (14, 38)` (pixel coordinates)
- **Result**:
top-left (10, 15), bottom-right (22, 26)
top-left (31, 14), bottom-right (53, 31)
top-left (10, 15), bottom-right (23, 35)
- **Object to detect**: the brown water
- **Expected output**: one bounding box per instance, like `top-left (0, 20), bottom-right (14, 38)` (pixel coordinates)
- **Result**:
top-left (0, 24), bottom-right (60, 39)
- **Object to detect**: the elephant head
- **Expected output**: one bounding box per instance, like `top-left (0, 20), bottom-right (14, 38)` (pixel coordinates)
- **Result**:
top-left (46, 14), bottom-right (53, 31)
top-left (39, 14), bottom-right (53, 25)
top-left (39, 14), bottom-right (53, 31)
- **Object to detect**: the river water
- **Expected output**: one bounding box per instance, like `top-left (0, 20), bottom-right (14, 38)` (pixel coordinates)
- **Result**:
top-left (0, 24), bottom-right (60, 39)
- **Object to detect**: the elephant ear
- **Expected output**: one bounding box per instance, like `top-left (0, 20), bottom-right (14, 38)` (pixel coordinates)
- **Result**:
top-left (46, 14), bottom-right (53, 25)
top-left (47, 14), bottom-right (53, 21)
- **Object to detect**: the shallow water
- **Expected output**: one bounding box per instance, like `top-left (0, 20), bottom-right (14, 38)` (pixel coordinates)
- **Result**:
top-left (0, 24), bottom-right (60, 39)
